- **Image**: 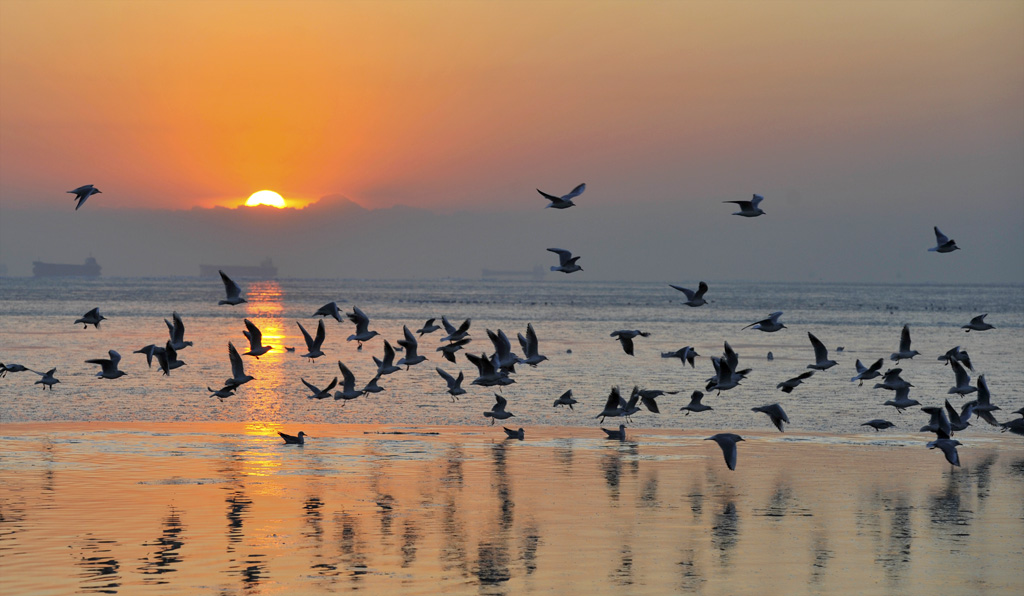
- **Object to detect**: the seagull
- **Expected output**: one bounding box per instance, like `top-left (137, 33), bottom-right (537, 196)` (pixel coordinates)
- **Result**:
top-left (416, 318), bottom-right (441, 336)
top-left (86, 350), bottom-right (127, 379)
top-left (436, 337), bottom-right (472, 363)
top-left (610, 329), bottom-right (650, 356)
top-left (547, 248), bottom-right (583, 273)
top-left (962, 314), bottom-right (994, 332)
top-left (706, 356), bottom-right (743, 394)
top-left (503, 427), bottom-right (525, 440)
top-left (346, 306), bottom-right (379, 347)
top-left (679, 391), bottom-right (713, 415)
top-left (208, 385), bottom-right (236, 399)
top-left (947, 359), bottom-right (977, 397)
top-left (945, 399), bottom-right (974, 433)
top-left (1000, 418), bottom-right (1024, 436)
top-left (278, 431), bottom-right (308, 445)
top-left (874, 367), bottom-right (913, 392)
top-left (68, 184), bottom-right (101, 210)
top-left (806, 332), bottom-right (837, 370)
top-left (297, 319), bottom-right (327, 361)
top-left (669, 282), bottom-right (709, 307)
top-left (938, 346), bottom-right (973, 371)
top-left (705, 434), bottom-right (744, 471)
top-left (313, 301), bottom-right (343, 322)
top-left (374, 341), bottom-right (402, 376)
top-left (537, 183), bottom-right (585, 209)
top-left (596, 387), bottom-right (625, 422)
top-left (397, 325), bottom-right (427, 369)
top-left (483, 394), bottom-right (514, 425)
top-left (920, 406), bottom-right (952, 438)
top-left (552, 389), bottom-right (577, 410)
top-left (302, 376), bottom-right (338, 400)
top-left (75, 307), bottom-right (106, 329)
top-left (224, 342), bottom-right (255, 388)
top-left (165, 312), bottom-right (193, 351)
top-left (882, 385), bottom-right (920, 413)
top-left (361, 374), bottom-right (385, 396)
top-left (889, 325), bottom-right (920, 363)
top-left (752, 403), bottom-right (789, 432)
top-left (850, 358), bottom-right (884, 385)
top-left (466, 352), bottom-right (514, 387)
top-left (435, 367), bottom-right (467, 401)
top-left (602, 425), bottom-right (627, 441)
top-left (928, 226), bottom-right (960, 253)
top-left (517, 323), bottom-right (548, 366)
top-left (661, 346), bottom-right (699, 368)
top-left (242, 319), bottom-right (273, 358)
top-left (743, 312), bottom-right (786, 332)
top-left (0, 363), bottom-right (32, 377)
top-left (861, 419), bottom-right (896, 431)
top-left (486, 328), bottom-right (520, 372)
top-left (968, 375), bottom-right (1001, 426)
top-left (927, 438), bottom-right (962, 467)
top-left (334, 361), bottom-right (365, 403)
top-left (440, 316), bottom-right (472, 343)
top-left (154, 341), bottom-right (185, 375)
top-left (218, 271), bottom-right (247, 305)
top-left (777, 370), bottom-right (814, 394)
top-left (724, 194), bottom-right (765, 217)
top-left (34, 368), bottom-right (60, 390)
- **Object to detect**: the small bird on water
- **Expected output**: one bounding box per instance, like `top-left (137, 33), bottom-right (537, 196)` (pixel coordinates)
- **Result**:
top-left (278, 431), bottom-right (308, 445)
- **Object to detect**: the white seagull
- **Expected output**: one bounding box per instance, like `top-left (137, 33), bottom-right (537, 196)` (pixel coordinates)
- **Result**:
top-left (669, 281), bottom-right (709, 307)
top-left (86, 350), bottom-right (127, 379)
top-left (724, 194), bottom-right (765, 217)
top-left (806, 332), bottom-right (838, 370)
top-left (537, 183), bottom-right (586, 209)
top-left (962, 314), bottom-right (994, 332)
top-left (218, 271), bottom-right (247, 306)
top-left (743, 311), bottom-right (786, 332)
top-left (69, 184), bottom-right (101, 210)
top-left (705, 434), bottom-right (744, 471)
top-left (34, 368), bottom-right (60, 390)
top-left (243, 319), bottom-right (273, 358)
top-left (547, 248), bottom-right (583, 274)
top-left (889, 325), bottom-right (920, 362)
top-left (928, 226), bottom-right (960, 253)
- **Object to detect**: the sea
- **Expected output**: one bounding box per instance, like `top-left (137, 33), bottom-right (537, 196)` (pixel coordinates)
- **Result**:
top-left (2, 277), bottom-right (1023, 595)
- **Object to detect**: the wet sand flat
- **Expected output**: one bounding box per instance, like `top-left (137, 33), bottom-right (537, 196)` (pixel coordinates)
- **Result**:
top-left (1, 422), bottom-right (1022, 595)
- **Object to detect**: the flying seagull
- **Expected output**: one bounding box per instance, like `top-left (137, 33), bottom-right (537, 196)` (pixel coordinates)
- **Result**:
top-left (335, 361), bottom-right (366, 403)
top-left (86, 350), bottom-right (127, 379)
top-left (416, 318), bottom-right (441, 336)
top-left (889, 325), bottom-right (920, 363)
top-left (218, 271), bottom-right (246, 305)
top-left (396, 325), bottom-right (427, 369)
top-left (517, 323), bottom-right (548, 366)
top-left (724, 194), bottom-right (765, 217)
top-left (552, 389), bottom-right (577, 410)
top-left (346, 306), bottom-right (379, 348)
top-left (705, 433), bottom-right (744, 471)
top-left (75, 307), bottom-right (106, 329)
top-left (679, 391), bottom-right (713, 415)
top-left (224, 342), bottom-right (255, 388)
top-left (962, 314), bottom-right (994, 332)
top-left (669, 282), bottom-right (709, 307)
top-left (165, 312), bottom-right (193, 351)
top-left (242, 319), bottom-right (273, 358)
top-left (777, 370), bottom-right (814, 394)
top-left (313, 301), bottom-right (343, 322)
top-left (610, 329), bottom-right (650, 356)
top-left (807, 332), bottom-right (838, 370)
top-left (928, 226), bottom-right (960, 253)
top-left (752, 403), bottom-right (789, 432)
top-left (662, 346), bottom-right (699, 368)
top-left (435, 367), bottom-right (467, 401)
top-left (69, 184), bottom-right (101, 210)
top-left (484, 394), bottom-right (514, 425)
top-left (743, 311), bottom-right (786, 332)
top-left (301, 376), bottom-right (338, 400)
top-left (537, 183), bottom-right (586, 209)
top-left (34, 368), bottom-right (60, 390)
top-left (851, 358), bottom-right (884, 385)
top-left (297, 319), bottom-right (327, 361)
top-left (547, 248), bottom-right (583, 273)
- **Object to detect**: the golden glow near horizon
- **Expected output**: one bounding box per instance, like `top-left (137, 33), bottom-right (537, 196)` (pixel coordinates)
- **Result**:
top-left (244, 190), bottom-right (286, 208)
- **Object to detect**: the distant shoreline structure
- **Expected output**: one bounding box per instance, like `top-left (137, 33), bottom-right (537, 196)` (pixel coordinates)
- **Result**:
top-left (481, 265), bottom-right (545, 281)
top-left (199, 258), bottom-right (278, 279)
top-left (33, 257), bottom-right (101, 277)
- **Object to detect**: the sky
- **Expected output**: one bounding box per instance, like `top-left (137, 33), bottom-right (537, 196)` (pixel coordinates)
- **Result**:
top-left (1, 0), bottom-right (1021, 282)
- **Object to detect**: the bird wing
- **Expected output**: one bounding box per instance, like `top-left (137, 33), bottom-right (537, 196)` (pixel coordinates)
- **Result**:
top-left (695, 281), bottom-right (708, 299)
top-left (313, 319), bottom-right (326, 349)
top-left (300, 378), bottom-right (320, 394)
top-left (244, 319), bottom-right (263, 346)
top-left (436, 367), bottom-right (456, 386)
top-left (228, 342), bottom-right (245, 378)
top-left (338, 361), bottom-right (357, 390)
top-left (296, 321), bottom-right (314, 350)
top-left (751, 194), bottom-right (764, 207)
top-left (220, 271), bottom-right (242, 299)
top-left (171, 312), bottom-right (185, 342)
top-left (493, 394), bottom-right (508, 411)
top-left (562, 183), bottom-right (586, 200)
top-left (547, 248), bottom-right (573, 266)
top-left (950, 359), bottom-right (971, 388)
top-left (669, 284), bottom-right (696, 300)
top-left (934, 226), bottom-right (950, 245)
top-left (537, 188), bottom-right (561, 201)
top-left (808, 332), bottom-right (829, 362)
top-left (899, 325), bottom-right (912, 352)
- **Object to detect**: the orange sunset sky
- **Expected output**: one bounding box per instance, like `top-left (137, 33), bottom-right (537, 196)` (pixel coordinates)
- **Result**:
top-left (2, 1), bottom-right (1020, 210)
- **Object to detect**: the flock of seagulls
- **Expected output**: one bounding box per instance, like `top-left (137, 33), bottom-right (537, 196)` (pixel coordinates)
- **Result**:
top-left (2, 185), bottom-right (1019, 473)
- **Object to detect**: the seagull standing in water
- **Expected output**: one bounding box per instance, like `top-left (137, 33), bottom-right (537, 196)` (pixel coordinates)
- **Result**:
top-left (669, 282), bottom-right (709, 307)
top-left (69, 184), bottom-right (101, 210)
top-left (928, 227), bottom-right (960, 253)
top-left (547, 248), bottom-right (583, 274)
top-left (706, 434), bottom-right (744, 471)
top-left (218, 271), bottom-right (247, 305)
top-left (242, 319), bottom-right (273, 358)
top-left (87, 350), bottom-right (127, 379)
top-left (889, 325), bottom-right (920, 363)
top-left (297, 319), bottom-right (327, 361)
top-left (537, 183), bottom-right (586, 209)
top-left (503, 427), bottom-right (525, 440)
top-left (743, 312), bottom-right (786, 332)
top-left (807, 332), bottom-right (838, 370)
top-left (962, 314), bottom-right (994, 332)
top-left (602, 425), bottom-right (627, 440)
top-left (724, 194), bottom-right (765, 217)
top-left (75, 307), bottom-right (106, 329)
top-left (484, 394), bottom-right (514, 425)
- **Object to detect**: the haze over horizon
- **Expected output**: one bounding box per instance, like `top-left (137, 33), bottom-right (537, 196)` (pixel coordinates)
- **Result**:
top-left (1, 1), bottom-right (1021, 283)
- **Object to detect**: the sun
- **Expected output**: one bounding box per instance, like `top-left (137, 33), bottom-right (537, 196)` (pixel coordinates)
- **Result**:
top-left (245, 190), bottom-right (287, 208)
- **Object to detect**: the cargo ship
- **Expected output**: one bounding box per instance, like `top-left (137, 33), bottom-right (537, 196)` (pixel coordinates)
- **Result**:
top-left (33, 257), bottom-right (102, 277)
top-left (199, 258), bottom-right (278, 279)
